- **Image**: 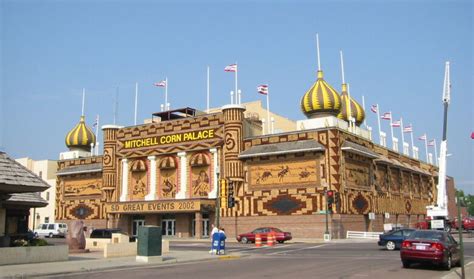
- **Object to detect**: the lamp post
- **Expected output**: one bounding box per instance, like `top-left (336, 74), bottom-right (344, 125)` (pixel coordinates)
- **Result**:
top-left (456, 192), bottom-right (465, 279)
top-left (324, 189), bottom-right (330, 241)
top-left (215, 169), bottom-right (220, 229)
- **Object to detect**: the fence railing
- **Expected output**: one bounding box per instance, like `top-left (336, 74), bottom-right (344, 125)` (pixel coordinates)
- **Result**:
top-left (346, 231), bottom-right (383, 239)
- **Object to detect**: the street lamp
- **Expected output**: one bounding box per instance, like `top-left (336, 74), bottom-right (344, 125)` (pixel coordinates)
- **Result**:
top-left (456, 193), bottom-right (466, 279)
top-left (215, 167), bottom-right (220, 229)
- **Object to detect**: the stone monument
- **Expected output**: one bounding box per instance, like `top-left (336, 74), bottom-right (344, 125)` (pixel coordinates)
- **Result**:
top-left (67, 220), bottom-right (89, 253)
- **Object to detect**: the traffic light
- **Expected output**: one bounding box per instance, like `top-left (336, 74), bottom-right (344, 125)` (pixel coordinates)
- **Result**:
top-left (227, 182), bottom-right (235, 208)
top-left (327, 190), bottom-right (334, 213)
top-left (219, 179), bottom-right (227, 207)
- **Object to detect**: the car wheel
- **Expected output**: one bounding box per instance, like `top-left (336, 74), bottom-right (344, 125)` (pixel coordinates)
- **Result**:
top-left (402, 260), bottom-right (411, 268)
top-left (278, 240), bottom-right (284, 244)
top-left (386, 241), bottom-right (396, 251)
top-left (443, 255), bottom-right (452, 270)
top-left (444, 224), bottom-right (452, 233)
top-left (241, 237), bottom-right (248, 244)
top-left (48, 233), bottom-right (53, 238)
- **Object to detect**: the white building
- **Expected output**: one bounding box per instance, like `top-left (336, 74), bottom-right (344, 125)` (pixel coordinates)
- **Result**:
top-left (16, 158), bottom-right (57, 228)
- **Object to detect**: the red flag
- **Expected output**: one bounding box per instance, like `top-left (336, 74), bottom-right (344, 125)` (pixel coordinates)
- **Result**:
top-left (381, 112), bottom-right (392, 120)
top-left (370, 105), bottom-right (377, 113)
top-left (224, 64), bottom-right (237, 72)
top-left (257, 84), bottom-right (268, 95)
top-left (153, 80), bottom-right (166, 87)
top-left (403, 125), bottom-right (413, 133)
top-left (391, 120), bottom-right (401, 127)
top-left (471, 132), bottom-right (474, 139)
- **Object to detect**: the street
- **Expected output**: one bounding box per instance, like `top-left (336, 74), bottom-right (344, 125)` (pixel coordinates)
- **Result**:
top-left (41, 238), bottom-right (474, 279)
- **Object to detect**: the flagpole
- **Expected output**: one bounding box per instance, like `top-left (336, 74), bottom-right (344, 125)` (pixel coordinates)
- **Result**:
top-left (424, 135), bottom-right (429, 162)
top-left (134, 82), bottom-right (138, 125)
top-left (207, 66), bottom-right (210, 113)
top-left (235, 63), bottom-right (238, 104)
top-left (400, 117), bottom-right (406, 154)
top-left (81, 88), bottom-right (85, 116)
top-left (389, 111), bottom-right (395, 150)
top-left (316, 33), bottom-right (321, 71)
top-left (165, 77), bottom-right (168, 110)
top-left (95, 115), bottom-right (100, 155)
top-left (362, 96), bottom-right (367, 129)
top-left (266, 86), bottom-right (271, 134)
top-left (410, 124), bottom-right (415, 156)
top-left (377, 104), bottom-right (382, 145)
top-left (433, 139), bottom-right (439, 166)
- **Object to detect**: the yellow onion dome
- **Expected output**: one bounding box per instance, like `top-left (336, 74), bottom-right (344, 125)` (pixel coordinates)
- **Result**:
top-left (300, 70), bottom-right (342, 118)
top-left (336, 84), bottom-right (365, 126)
top-left (65, 116), bottom-right (96, 151)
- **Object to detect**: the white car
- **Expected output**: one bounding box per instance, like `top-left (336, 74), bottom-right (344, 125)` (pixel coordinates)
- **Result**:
top-left (34, 223), bottom-right (68, 238)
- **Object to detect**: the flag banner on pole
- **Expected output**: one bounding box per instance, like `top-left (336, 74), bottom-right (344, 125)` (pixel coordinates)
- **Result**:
top-left (403, 125), bottom-right (413, 133)
top-left (370, 105), bottom-right (377, 113)
top-left (381, 112), bottom-right (392, 120)
top-left (224, 64), bottom-right (237, 72)
top-left (257, 84), bottom-right (268, 95)
top-left (418, 134), bottom-right (427, 141)
top-left (92, 116), bottom-right (99, 128)
top-left (153, 80), bottom-right (166, 87)
top-left (428, 139), bottom-right (435, 146)
top-left (471, 132), bottom-right (474, 139)
top-left (391, 120), bottom-right (401, 127)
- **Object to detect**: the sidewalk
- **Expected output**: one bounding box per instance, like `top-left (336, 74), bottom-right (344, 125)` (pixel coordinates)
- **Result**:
top-left (0, 250), bottom-right (242, 279)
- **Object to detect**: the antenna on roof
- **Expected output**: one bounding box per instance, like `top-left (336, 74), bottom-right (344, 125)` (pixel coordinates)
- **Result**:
top-left (316, 33), bottom-right (321, 71)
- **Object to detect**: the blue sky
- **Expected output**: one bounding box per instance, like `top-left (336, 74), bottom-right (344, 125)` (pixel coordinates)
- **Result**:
top-left (1, 0), bottom-right (472, 193)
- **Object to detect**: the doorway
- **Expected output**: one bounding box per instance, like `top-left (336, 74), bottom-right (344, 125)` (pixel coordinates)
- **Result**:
top-left (132, 219), bottom-right (145, 237)
top-left (161, 219), bottom-right (176, 236)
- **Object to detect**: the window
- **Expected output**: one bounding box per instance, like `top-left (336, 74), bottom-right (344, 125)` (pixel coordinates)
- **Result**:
top-left (46, 192), bottom-right (50, 201)
top-left (39, 171), bottom-right (43, 178)
top-left (44, 217), bottom-right (50, 223)
top-left (392, 231), bottom-right (403, 236)
top-left (48, 224), bottom-right (55, 230)
top-left (42, 224), bottom-right (48, 229)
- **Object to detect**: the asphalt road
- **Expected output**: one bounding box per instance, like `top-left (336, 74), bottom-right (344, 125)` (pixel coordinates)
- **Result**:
top-left (46, 238), bottom-right (474, 279)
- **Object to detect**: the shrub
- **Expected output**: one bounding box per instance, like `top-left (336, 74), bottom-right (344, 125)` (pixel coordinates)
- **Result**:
top-left (29, 238), bottom-right (49, 246)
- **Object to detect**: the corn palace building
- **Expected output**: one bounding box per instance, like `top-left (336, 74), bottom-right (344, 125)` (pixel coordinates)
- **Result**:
top-left (55, 68), bottom-right (455, 239)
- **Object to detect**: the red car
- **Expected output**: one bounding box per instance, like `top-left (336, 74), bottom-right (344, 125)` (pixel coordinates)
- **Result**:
top-left (400, 230), bottom-right (461, 270)
top-left (452, 217), bottom-right (474, 231)
top-left (236, 227), bottom-right (292, 244)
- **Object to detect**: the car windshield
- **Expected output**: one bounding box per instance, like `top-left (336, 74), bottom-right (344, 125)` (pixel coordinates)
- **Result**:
top-left (272, 228), bottom-right (283, 232)
top-left (410, 230), bottom-right (444, 241)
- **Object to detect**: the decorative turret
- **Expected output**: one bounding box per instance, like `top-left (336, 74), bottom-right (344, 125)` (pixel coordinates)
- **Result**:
top-left (336, 51), bottom-right (365, 126)
top-left (65, 115), bottom-right (96, 152)
top-left (300, 34), bottom-right (341, 118)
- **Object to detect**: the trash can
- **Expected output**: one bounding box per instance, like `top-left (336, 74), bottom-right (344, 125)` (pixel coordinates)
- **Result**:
top-left (211, 231), bottom-right (226, 255)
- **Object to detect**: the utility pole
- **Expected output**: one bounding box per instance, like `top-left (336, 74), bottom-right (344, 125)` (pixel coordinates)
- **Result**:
top-left (457, 192), bottom-right (465, 279)
top-left (215, 172), bottom-right (220, 229)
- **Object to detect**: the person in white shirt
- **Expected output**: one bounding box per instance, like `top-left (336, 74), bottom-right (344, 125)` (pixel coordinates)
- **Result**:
top-left (209, 224), bottom-right (219, 254)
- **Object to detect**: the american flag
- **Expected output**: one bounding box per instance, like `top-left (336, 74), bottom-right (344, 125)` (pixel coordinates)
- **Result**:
top-left (92, 115), bottom-right (99, 128)
top-left (257, 84), bottom-right (268, 95)
top-left (428, 139), bottom-right (436, 146)
top-left (391, 120), bottom-right (401, 127)
top-left (403, 125), bottom-right (413, 133)
top-left (153, 80), bottom-right (166, 87)
top-left (381, 112), bottom-right (392, 120)
top-left (471, 132), bottom-right (474, 139)
top-left (224, 64), bottom-right (237, 72)
top-left (418, 134), bottom-right (427, 141)
top-left (370, 105), bottom-right (377, 113)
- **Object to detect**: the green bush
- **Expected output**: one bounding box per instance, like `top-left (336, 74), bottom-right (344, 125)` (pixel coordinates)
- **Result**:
top-left (29, 238), bottom-right (49, 246)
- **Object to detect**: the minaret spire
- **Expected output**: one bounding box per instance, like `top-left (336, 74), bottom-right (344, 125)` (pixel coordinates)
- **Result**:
top-left (340, 51), bottom-right (346, 84)
top-left (316, 33), bottom-right (321, 71)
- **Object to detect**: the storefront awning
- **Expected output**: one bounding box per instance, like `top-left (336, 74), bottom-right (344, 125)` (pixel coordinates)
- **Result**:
top-left (341, 141), bottom-right (379, 159)
top-left (239, 140), bottom-right (325, 159)
top-left (57, 163), bottom-right (102, 176)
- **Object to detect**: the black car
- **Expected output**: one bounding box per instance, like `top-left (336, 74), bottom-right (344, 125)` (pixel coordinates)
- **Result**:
top-left (378, 229), bottom-right (416, 250)
top-left (89, 228), bottom-right (122, 239)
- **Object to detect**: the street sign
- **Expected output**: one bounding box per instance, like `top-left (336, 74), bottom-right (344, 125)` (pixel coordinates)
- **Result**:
top-left (384, 212), bottom-right (390, 219)
top-left (431, 219), bottom-right (444, 229)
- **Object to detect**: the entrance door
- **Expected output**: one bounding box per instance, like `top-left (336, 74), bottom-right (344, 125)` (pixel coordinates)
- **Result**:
top-left (161, 219), bottom-right (175, 236)
top-left (132, 219), bottom-right (145, 237)
top-left (202, 219), bottom-right (210, 237)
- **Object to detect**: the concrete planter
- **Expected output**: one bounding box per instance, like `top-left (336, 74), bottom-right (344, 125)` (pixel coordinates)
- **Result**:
top-left (0, 245), bottom-right (69, 265)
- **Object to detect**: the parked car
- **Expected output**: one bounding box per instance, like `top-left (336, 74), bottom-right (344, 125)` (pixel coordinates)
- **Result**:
top-left (400, 230), bottom-right (460, 270)
top-left (89, 228), bottom-right (122, 239)
top-left (236, 227), bottom-right (292, 244)
top-left (378, 229), bottom-right (416, 251)
top-left (34, 223), bottom-right (68, 238)
top-left (452, 217), bottom-right (474, 231)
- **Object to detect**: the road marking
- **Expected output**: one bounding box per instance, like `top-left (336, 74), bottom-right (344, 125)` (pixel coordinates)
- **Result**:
top-left (268, 244), bottom-right (330, 255)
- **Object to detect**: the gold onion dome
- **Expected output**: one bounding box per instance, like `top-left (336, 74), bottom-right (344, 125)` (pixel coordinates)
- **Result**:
top-left (65, 116), bottom-right (96, 151)
top-left (300, 70), bottom-right (342, 118)
top-left (337, 84), bottom-right (365, 126)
